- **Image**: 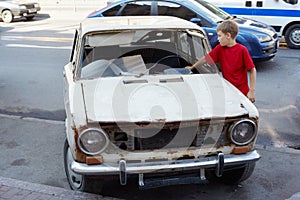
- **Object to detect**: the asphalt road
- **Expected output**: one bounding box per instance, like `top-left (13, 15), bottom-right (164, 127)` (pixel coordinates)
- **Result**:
top-left (254, 49), bottom-right (300, 149)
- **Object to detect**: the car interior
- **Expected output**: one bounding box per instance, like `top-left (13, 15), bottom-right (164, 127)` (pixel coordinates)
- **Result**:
top-left (79, 29), bottom-right (216, 78)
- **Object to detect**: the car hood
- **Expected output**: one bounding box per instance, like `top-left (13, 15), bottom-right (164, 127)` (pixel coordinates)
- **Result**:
top-left (234, 17), bottom-right (276, 36)
top-left (80, 74), bottom-right (258, 123)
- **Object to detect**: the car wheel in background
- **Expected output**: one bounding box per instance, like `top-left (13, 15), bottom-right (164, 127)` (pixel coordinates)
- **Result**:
top-left (2, 10), bottom-right (13, 23)
top-left (285, 24), bottom-right (300, 49)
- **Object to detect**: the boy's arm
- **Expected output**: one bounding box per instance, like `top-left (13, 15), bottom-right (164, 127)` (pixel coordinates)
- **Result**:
top-left (185, 56), bottom-right (206, 70)
top-left (247, 68), bottom-right (256, 103)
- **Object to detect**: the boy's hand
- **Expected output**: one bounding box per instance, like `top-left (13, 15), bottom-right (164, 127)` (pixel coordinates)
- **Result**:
top-left (247, 89), bottom-right (255, 103)
top-left (185, 66), bottom-right (193, 70)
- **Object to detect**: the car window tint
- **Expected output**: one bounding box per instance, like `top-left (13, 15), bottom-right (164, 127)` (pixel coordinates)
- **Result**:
top-left (120, 1), bottom-right (151, 16)
top-left (102, 4), bottom-right (122, 16)
top-left (157, 1), bottom-right (196, 21)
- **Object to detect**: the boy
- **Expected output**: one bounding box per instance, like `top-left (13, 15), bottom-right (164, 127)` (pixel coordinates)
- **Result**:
top-left (186, 20), bottom-right (256, 103)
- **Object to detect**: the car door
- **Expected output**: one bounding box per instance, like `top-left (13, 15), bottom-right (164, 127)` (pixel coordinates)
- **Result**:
top-left (63, 30), bottom-right (79, 125)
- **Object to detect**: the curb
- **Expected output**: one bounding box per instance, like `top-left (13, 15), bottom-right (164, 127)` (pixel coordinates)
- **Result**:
top-left (279, 42), bottom-right (289, 48)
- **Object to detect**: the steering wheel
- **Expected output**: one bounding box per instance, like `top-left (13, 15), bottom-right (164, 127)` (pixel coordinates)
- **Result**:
top-left (148, 55), bottom-right (190, 74)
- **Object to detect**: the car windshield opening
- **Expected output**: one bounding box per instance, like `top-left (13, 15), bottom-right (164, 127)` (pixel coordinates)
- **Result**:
top-left (78, 29), bottom-right (218, 79)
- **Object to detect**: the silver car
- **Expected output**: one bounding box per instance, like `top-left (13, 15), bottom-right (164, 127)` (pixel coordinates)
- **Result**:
top-left (0, 0), bottom-right (40, 23)
top-left (63, 16), bottom-right (260, 193)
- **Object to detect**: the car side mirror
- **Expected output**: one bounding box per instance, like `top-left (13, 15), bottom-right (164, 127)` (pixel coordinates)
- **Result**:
top-left (190, 18), bottom-right (202, 26)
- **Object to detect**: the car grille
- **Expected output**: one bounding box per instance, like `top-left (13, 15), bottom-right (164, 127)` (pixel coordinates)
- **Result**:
top-left (100, 120), bottom-right (232, 151)
top-left (25, 4), bottom-right (34, 9)
top-left (135, 126), bottom-right (205, 150)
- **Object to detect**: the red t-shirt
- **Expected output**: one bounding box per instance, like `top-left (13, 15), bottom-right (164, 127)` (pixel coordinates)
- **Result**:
top-left (205, 43), bottom-right (255, 95)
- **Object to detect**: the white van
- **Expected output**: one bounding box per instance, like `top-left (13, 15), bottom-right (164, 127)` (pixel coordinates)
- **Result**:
top-left (208, 0), bottom-right (300, 49)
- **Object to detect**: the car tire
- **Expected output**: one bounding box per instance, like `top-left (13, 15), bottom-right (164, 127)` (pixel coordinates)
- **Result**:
top-left (63, 139), bottom-right (103, 193)
top-left (1, 10), bottom-right (13, 23)
top-left (25, 16), bottom-right (34, 21)
top-left (207, 162), bottom-right (256, 185)
top-left (285, 24), bottom-right (300, 49)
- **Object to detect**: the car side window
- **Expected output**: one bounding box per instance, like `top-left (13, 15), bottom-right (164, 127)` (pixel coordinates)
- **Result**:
top-left (157, 1), bottom-right (197, 21)
top-left (102, 4), bottom-right (122, 16)
top-left (120, 1), bottom-right (152, 16)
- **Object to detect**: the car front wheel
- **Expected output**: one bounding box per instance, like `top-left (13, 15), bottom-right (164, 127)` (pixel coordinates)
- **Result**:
top-left (63, 139), bottom-right (103, 193)
top-left (1, 10), bottom-right (13, 23)
top-left (25, 16), bottom-right (34, 21)
top-left (207, 162), bottom-right (256, 185)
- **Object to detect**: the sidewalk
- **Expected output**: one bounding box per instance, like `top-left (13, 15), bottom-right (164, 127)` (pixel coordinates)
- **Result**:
top-left (0, 176), bottom-right (117, 200)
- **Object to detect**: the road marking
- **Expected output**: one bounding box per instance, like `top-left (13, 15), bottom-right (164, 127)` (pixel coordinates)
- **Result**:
top-left (0, 113), bottom-right (64, 125)
top-left (1, 35), bottom-right (72, 42)
top-left (1, 35), bottom-right (72, 49)
top-left (259, 105), bottom-right (297, 113)
top-left (5, 44), bottom-right (71, 49)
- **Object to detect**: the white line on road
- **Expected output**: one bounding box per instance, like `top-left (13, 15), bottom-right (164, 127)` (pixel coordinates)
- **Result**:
top-left (5, 44), bottom-right (71, 49)
top-left (1, 35), bottom-right (73, 42)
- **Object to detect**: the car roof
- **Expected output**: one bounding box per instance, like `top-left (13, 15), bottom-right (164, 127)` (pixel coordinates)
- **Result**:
top-left (79, 16), bottom-right (203, 36)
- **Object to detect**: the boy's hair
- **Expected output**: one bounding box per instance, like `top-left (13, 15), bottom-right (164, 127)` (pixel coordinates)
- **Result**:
top-left (216, 20), bottom-right (239, 39)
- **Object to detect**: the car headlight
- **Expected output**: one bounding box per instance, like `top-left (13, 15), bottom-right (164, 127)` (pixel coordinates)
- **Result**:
top-left (255, 33), bottom-right (272, 43)
top-left (229, 119), bottom-right (257, 145)
top-left (78, 128), bottom-right (109, 155)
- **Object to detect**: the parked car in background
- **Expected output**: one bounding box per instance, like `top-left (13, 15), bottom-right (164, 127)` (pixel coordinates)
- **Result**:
top-left (208, 0), bottom-right (300, 49)
top-left (63, 15), bottom-right (260, 192)
top-left (88, 0), bottom-right (279, 62)
top-left (0, 0), bottom-right (40, 23)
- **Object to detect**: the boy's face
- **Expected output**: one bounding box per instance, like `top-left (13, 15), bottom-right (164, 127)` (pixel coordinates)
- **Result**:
top-left (217, 31), bottom-right (231, 46)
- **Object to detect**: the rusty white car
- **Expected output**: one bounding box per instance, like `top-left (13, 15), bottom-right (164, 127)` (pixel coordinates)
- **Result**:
top-left (63, 16), bottom-right (260, 192)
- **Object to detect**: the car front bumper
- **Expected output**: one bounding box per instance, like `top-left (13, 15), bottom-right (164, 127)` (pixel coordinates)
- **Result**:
top-left (71, 150), bottom-right (260, 186)
top-left (252, 38), bottom-right (279, 61)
